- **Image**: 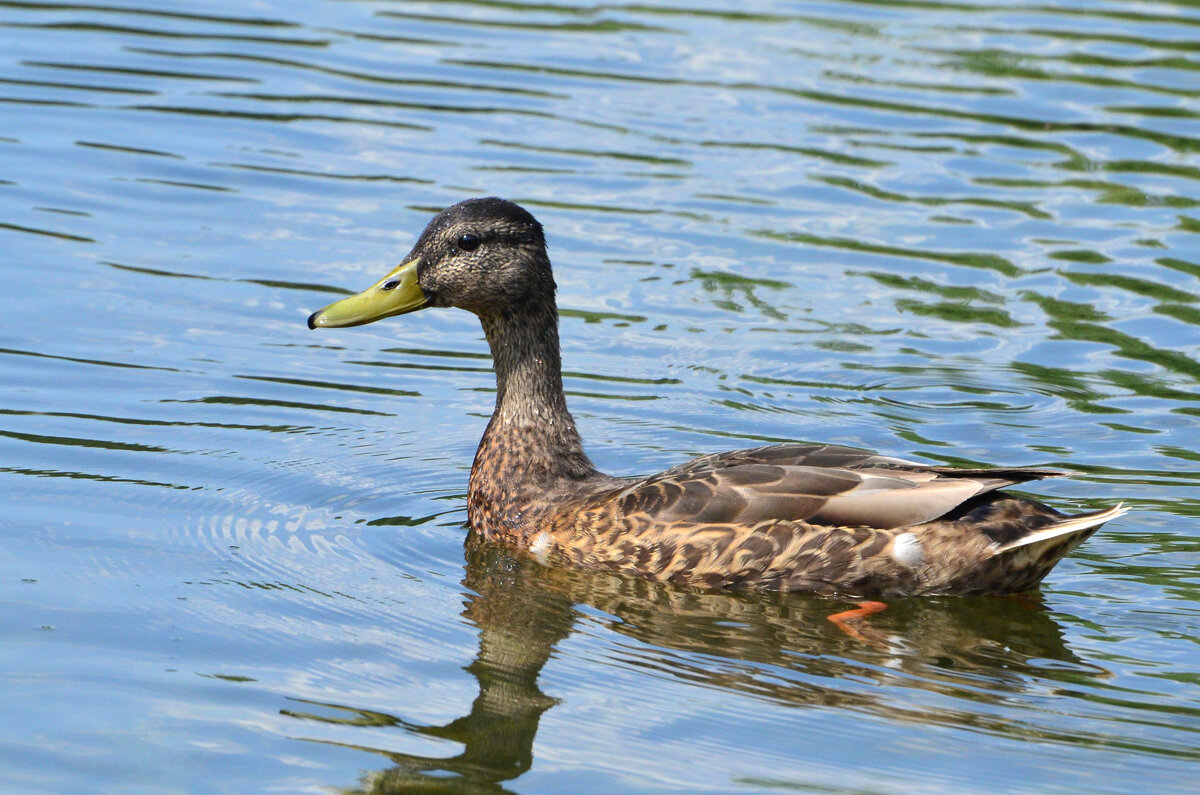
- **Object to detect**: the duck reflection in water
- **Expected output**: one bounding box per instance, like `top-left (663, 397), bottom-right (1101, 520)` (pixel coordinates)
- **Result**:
top-left (285, 535), bottom-right (1099, 794)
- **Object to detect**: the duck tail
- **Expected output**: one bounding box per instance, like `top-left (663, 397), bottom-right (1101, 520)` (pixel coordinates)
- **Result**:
top-left (996, 503), bottom-right (1128, 555)
top-left (987, 503), bottom-right (1128, 590)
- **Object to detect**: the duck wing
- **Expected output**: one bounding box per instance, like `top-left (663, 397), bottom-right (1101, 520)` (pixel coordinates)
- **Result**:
top-left (658, 442), bottom-right (923, 476)
top-left (614, 444), bottom-right (1066, 530)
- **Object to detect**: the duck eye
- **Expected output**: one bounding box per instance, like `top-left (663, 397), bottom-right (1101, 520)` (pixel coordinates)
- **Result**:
top-left (456, 233), bottom-right (480, 252)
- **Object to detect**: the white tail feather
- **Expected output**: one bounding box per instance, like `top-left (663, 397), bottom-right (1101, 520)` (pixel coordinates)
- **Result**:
top-left (997, 503), bottom-right (1129, 554)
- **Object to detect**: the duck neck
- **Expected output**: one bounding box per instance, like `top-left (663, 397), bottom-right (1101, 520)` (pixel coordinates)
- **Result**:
top-left (468, 296), bottom-right (597, 542)
top-left (484, 298), bottom-right (571, 428)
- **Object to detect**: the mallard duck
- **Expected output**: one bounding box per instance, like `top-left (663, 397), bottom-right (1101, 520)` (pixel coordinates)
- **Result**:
top-left (307, 198), bottom-right (1125, 597)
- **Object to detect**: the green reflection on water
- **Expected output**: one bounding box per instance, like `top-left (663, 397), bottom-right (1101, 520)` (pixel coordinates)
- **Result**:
top-left (315, 537), bottom-right (1200, 794)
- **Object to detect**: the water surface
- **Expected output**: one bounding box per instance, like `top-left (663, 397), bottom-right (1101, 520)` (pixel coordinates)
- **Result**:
top-left (1, 1), bottom-right (1198, 792)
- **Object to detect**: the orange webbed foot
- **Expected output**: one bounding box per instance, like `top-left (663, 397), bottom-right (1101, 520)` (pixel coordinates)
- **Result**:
top-left (827, 600), bottom-right (888, 643)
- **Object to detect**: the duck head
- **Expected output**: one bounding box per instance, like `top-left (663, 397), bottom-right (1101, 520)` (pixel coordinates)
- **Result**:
top-left (308, 197), bottom-right (553, 329)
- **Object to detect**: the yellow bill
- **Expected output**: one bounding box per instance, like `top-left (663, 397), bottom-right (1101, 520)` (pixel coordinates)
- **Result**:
top-left (307, 258), bottom-right (426, 329)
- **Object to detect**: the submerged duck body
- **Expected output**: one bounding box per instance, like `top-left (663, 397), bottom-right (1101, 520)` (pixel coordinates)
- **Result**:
top-left (308, 198), bottom-right (1125, 597)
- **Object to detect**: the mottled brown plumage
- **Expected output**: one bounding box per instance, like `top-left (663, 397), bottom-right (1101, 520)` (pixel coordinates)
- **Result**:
top-left (308, 198), bottom-right (1126, 597)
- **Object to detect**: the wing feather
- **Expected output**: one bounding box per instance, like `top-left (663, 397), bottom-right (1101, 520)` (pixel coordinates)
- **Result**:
top-left (607, 444), bottom-right (1065, 531)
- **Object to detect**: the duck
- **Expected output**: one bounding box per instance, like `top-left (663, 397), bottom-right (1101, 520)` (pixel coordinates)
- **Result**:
top-left (307, 197), bottom-right (1126, 599)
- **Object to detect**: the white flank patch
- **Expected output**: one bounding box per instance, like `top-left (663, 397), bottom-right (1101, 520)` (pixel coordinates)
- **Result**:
top-left (530, 531), bottom-right (553, 564)
top-left (891, 532), bottom-right (924, 569)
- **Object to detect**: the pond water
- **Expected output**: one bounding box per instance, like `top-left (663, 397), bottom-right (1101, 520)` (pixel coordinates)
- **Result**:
top-left (2, 1), bottom-right (1199, 792)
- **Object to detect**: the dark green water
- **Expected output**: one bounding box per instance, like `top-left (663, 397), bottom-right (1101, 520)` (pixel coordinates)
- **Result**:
top-left (1, 1), bottom-right (1198, 792)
